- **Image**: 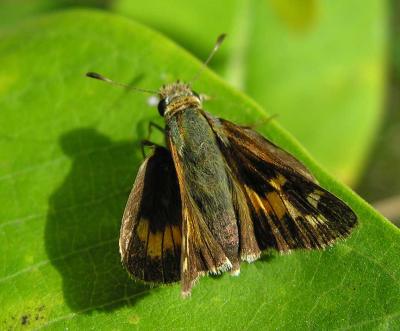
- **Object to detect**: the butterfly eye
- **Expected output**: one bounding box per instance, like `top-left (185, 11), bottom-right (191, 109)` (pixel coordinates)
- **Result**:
top-left (157, 99), bottom-right (167, 116)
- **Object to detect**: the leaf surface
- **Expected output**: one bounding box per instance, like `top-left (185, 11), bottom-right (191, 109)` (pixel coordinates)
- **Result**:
top-left (0, 10), bottom-right (398, 330)
top-left (114, 0), bottom-right (387, 184)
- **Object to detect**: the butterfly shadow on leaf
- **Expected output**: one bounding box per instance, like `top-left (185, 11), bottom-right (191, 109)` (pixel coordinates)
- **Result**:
top-left (45, 128), bottom-right (154, 313)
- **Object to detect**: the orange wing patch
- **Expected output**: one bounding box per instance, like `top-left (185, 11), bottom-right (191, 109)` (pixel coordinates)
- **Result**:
top-left (119, 146), bottom-right (182, 284)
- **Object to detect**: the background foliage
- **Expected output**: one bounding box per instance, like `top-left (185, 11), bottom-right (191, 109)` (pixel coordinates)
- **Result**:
top-left (0, 0), bottom-right (387, 185)
top-left (0, 1), bottom-right (399, 330)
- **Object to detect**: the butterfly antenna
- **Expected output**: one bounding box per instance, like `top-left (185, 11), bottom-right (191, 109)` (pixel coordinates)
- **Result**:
top-left (189, 33), bottom-right (226, 84)
top-left (86, 72), bottom-right (157, 94)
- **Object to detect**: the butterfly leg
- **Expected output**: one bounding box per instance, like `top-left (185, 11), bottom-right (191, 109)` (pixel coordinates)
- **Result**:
top-left (146, 121), bottom-right (165, 140)
top-left (140, 139), bottom-right (163, 159)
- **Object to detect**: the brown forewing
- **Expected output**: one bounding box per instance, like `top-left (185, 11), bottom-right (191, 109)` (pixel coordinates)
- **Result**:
top-left (119, 146), bottom-right (182, 283)
top-left (204, 113), bottom-right (357, 253)
top-left (168, 136), bottom-right (234, 297)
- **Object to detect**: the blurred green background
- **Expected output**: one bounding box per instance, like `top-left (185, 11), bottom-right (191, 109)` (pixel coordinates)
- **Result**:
top-left (1, 0), bottom-right (398, 224)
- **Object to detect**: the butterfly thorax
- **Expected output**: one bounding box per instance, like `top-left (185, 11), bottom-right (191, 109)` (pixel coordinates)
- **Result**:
top-left (158, 82), bottom-right (202, 118)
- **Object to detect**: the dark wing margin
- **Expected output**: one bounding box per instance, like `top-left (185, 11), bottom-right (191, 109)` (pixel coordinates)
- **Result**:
top-left (119, 146), bottom-right (182, 283)
top-left (205, 113), bottom-right (357, 253)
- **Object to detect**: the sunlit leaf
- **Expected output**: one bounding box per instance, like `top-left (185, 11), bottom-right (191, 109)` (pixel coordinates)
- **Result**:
top-left (0, 10), bottom-right (398, 330)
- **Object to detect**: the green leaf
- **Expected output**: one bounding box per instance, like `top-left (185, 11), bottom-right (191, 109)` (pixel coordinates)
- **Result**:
top-left (0, 10), bottom-right (398, 330)
top-left (0, 0), bottom-right (387, 186)
top-left (113, 0), bottom-right (387, 185)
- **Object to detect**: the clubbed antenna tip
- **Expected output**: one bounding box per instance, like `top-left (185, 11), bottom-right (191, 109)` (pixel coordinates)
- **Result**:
top-left (216, 33), bottom-right (227, 46)
top-left (85, 71), bottom-right (156, 94)
top-left (86, 72), bottom-right (109, 81)
top-left (189, 33), bottom-right (227, 84)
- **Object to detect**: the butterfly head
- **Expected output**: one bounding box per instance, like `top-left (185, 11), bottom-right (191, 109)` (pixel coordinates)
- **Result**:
top-left (157, 81), bottom-right (202, 117)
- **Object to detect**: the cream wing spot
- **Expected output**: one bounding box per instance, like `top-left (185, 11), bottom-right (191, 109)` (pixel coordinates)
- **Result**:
top-left (281, 198), bottom-right (302, 220)
top-left (307, 190), bottom-right (323, 208)
top-left (305, 215), bottom-right (319, 227)
top-left (268, 174), bottom-right (287, 191)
